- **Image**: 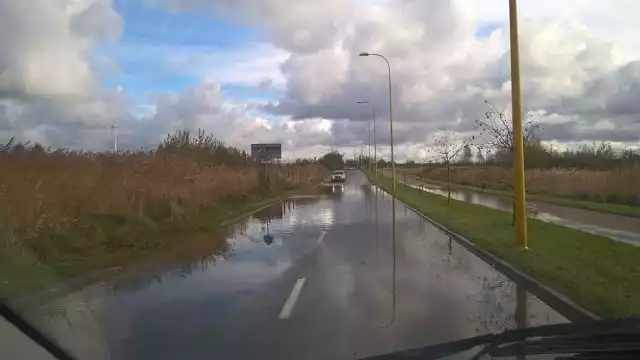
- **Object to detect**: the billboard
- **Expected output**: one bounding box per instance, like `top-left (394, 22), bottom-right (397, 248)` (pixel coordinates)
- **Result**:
top-left (251, 143), bottom-right (282, 161)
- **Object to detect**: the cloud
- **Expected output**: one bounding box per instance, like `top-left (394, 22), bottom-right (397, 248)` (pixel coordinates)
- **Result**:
top-left (0, 91), bottom-right (131, 149)
top-left (235, 0), bottom-right (640, 153)
top-left (118, 79), bottom-right (337, 155)
top-left (260, 0), bottom-right (509, 141)
top-left (149, 0), bottom-right (352, 52)
top-left (0, 0), bottom-right (122, 99)
top-left (0, 0), bottom-right (128, 149)
top-left (139, 80), bottom-right (269, 145)
top-left (280, 45), bottom-right (351, 104)
top-left (257, 78), bottom-right (274, 90)
top-left (105, 41), bottom-right (289, 89)
top-left (5, 0), bottom-right (640, 160)
top-left (478, 0), bottom-right (640, 60)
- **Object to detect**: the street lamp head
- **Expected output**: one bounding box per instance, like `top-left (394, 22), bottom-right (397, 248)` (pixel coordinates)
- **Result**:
top-left (357, 101), bottom-right (366, 104)
top-left (359, 52), bottom-right (370, 57)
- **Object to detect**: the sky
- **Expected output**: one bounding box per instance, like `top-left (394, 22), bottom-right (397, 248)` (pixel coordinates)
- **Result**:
top-left (1, 0), bottom-right (640, 161)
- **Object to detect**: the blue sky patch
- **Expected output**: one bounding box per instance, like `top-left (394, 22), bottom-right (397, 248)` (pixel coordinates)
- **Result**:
top-left (476, 22), bottom-right (502, 38)
top-left (114, 0), bottom-right (261, 47)
top-left (96, 0), bottom-right (281, 118)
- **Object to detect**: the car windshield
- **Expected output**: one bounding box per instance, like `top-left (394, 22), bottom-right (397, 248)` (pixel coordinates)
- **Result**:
top-left (2, 1), bottom-right (640, 360)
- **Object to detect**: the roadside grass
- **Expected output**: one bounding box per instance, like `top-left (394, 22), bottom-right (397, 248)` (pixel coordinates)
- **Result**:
top-left (395, 169), bottom-right (640, 217)
top-left (0, 150), bottom-right (325, 235)
top-left (369, 172), bottom-right (640, 318)
top-left (1, 132), bottom-right (328, 302)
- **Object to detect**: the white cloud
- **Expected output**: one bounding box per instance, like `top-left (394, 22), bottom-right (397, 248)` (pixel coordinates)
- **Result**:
top-left (245, 0), bottom-right (640, 154)
top-left (0, 91), bottom-right (131, 149)
top-left (4, 0), bottom-right (640, 160)
top-left (0, 0), bottom-right (128, 149)
top-left (281, 45), bottom-right (351, 104)
top-left (0, 0), bottom-right (122, 99)
top-left (127, 79), bottom-right (337, 154)
top-left (110, 41), bottom-right (289, 88)
top-left (150, 0), bottom-right (353, 52)
top-left (198, 44), bottom-right (289, 88)
top-left (477, 0), bottom-right (640, 60)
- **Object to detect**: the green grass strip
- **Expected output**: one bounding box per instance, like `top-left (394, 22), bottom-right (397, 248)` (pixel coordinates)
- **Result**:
top-left (395, 170), bottom-right (640, 218)
top-left (369, 172), bottom-right (640, 318)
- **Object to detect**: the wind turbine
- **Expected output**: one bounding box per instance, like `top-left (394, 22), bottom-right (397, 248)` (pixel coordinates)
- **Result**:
top-left (111, 119), bottom-right (118, 152)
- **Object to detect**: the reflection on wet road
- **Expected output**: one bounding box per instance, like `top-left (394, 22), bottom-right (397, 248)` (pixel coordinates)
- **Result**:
top-left (25, 171), bottom-right (568, 360)
top-left (391, 171), bottom-right (640, 245)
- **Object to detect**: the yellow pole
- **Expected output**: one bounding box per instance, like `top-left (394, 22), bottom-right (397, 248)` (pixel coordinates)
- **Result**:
top-left (509, 0), bottom-right (528, 248)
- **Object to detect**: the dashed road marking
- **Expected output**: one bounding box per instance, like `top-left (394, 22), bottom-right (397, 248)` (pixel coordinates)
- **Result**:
top-left (279, 277), bottom-right (307, 320)
top-left (317, 231), bottom-right (327, 244)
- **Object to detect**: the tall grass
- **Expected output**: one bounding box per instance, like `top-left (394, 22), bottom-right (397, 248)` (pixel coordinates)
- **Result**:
top-left (0, 131), bottom-right (325, 296)
top-left (1, 151), bottom-right (262, 232)
top-left (0, 131), bottom-right (324, 235)
top-left (411, 166), bottom-right (640, 206)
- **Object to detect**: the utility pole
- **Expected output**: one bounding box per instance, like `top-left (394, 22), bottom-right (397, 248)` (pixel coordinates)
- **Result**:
top-left (509, 0), bottom-right (528, 248)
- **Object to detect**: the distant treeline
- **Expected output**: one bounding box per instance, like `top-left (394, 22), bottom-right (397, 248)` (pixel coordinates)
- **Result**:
top-left (0, 131), bottom-right (332, 168)
top-left (485, 141), bottom-right (640, 170)
top-left (392, 141), bottom-right (640, 170)
top-left (1, 129), bottom-right (255, 166)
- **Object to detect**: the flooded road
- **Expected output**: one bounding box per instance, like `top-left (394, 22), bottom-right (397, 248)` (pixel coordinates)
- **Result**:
top-left (24, 171), bottom-right (568, 360)
top-left (389, 171), bottom-right (640, 245)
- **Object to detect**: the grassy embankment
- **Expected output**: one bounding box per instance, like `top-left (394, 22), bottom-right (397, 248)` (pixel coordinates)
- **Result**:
top-left (399, 166), bottom-right (640, 217)
top-left (368, 172), bottom-right (640, 318)
top-left (0, 134), bottom-right (326, 300)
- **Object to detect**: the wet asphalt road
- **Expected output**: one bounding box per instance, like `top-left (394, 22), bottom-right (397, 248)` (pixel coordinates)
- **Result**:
top-left (387, 169), bottom-right (640, 245)
top-left (27, 171), bottom-right (567, 360)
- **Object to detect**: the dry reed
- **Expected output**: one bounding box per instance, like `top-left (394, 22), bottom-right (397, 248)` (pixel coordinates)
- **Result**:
top-left (412, 166), bottom-right (640, 206)
top-left (0, 151), bottom-right (324, 235)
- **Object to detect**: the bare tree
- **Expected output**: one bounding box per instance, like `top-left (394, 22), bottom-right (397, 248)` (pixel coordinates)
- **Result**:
top-left (474, 100), bottom-right (539, 225)
top-left (475, 147), bottom-right (485, 164)
top-left (474, 100), bottom-right (539, 166)
top-left (432, 132), bottom-right (474, 204)
top-left (460, 144), bottom-right (473, 164)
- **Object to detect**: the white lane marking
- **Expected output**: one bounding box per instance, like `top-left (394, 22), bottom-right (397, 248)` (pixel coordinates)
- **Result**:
top-left (317, 231), bottom-right (327, 244)
top-left (279, 277), bottom-right (307, 320)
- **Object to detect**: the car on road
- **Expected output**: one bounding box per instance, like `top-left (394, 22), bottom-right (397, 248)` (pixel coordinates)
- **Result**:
top-left (330, 170), bottom-right (347, 182)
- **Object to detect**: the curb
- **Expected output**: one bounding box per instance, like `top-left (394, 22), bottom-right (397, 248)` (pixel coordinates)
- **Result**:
top-left (218, 200), bottom-right (283, 227)
top-left (219, 180), bottom-right (324, 227)
top-left (371, 178), bottom-right (602, 323)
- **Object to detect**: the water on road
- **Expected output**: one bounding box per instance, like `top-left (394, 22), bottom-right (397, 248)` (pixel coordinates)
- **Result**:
top-left (392, 171), bottom-right (640, 245)
top-left (23, 171), bottom-right (568, 360)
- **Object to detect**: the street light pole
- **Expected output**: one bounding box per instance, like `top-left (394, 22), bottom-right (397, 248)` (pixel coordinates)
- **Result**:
top-left (357, 101), bottom-right (377, 177)
top-left (368, 121), bottom-right (371, 171)
top-left (509, 0), bottom-right (528, 248)
top-left (359, 52), bottom-right (396, 192)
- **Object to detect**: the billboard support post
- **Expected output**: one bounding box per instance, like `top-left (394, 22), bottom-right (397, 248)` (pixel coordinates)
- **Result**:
top-left (251, 144), bottom-right (282, 191)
